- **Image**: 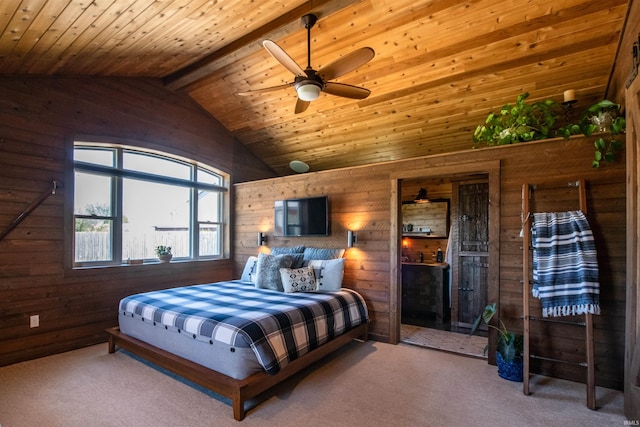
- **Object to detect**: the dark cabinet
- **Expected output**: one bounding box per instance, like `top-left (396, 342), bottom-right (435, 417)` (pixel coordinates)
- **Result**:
top-left (401, 264), bottom-right (450, 326)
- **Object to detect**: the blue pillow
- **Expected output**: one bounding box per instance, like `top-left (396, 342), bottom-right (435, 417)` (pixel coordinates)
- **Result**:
top-left (289, 253), bottom-right (304, 268)
top-left (302, 247), bottom-right (345, 262)
top-left (270, 247), bottom-right (305, 267)
top-left (270, 245), bottom-right (305, 254)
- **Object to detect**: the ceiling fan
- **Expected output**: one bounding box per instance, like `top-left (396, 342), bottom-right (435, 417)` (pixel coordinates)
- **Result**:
top-left (238, 14), bottom-right (375, 114)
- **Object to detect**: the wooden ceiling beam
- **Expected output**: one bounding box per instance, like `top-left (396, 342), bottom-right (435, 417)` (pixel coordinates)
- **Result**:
top-left (163, 0), bottom-right (362, 91)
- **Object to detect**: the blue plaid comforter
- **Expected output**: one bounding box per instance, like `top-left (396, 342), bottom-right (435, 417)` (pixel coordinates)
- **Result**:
top-left (119, 280), bottom-right (369, 375)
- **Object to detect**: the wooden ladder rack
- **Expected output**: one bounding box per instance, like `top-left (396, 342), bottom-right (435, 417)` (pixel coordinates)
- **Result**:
top-left (521, 178), bottom-right (596, 409)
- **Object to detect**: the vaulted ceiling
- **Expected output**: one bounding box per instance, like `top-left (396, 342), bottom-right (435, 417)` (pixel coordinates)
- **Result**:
top-left (0, 0), bottom-right (628, 176)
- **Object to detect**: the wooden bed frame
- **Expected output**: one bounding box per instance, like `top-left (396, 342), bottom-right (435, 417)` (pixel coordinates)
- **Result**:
top-left (106, 323), bottom-right (368, 421)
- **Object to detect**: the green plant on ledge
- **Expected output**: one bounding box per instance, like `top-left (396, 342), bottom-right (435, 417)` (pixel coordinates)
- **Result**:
top-left (473, 92), bottom-right (561, 146)
top-left (470, 302), bottom-right (523, 364)
top-left (558, 99), bottom-right (626, 168)
top-left (473, 94), bottom-right (626, 168)
top-left (155, 245), bottom-right (172, 256)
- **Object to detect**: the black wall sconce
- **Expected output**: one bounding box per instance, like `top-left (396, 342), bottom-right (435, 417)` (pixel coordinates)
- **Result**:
top-left (347, 230), bottom-right (357, 248)
top-left (258, 232), bottom-right (267, 246)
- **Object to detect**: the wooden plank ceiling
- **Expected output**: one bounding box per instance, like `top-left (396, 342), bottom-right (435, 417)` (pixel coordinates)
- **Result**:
top-left (0, 0), bottom-right (628, 176)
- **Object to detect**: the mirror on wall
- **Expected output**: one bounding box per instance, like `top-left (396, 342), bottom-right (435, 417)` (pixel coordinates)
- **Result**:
top-left (402, 199), bottom-right (450, 238)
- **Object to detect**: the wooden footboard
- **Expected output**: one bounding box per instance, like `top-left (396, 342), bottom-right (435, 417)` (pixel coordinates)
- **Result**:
top-left (106, 322), bottom-right (368, 421)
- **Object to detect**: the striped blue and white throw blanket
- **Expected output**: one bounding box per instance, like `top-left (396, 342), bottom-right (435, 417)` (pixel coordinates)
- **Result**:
top-left (531, 210), bottom-right (601, 317)
top-left (119, 280), bottom-right (369, 375)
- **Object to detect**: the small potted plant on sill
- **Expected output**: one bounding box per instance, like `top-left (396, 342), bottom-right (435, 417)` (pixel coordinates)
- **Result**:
top-left (471, 302), bottom-right (524, 382)
top-left (155, 245), bottom-right (173, 263)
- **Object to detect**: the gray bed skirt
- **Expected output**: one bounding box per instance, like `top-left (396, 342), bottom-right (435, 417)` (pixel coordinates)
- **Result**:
top-left (119, 311), bottom-right (262, 380)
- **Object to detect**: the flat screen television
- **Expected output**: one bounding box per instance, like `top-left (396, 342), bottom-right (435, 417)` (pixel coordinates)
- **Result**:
top-left (274, 196), bottom-right (329, 236)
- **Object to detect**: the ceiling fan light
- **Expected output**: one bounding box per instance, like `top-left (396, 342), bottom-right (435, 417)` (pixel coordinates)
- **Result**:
top-left (297, 83), bottom-right (321, 101)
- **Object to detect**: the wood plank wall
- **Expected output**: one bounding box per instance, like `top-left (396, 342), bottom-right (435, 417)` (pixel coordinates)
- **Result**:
top-left (626, 71), bottom-right (640, 421)
top-left (619, 0), bottom-right (640, 418)
top-left (0, 75), bottom-right (629, 391)
top-left (0, 77), bottom-right (275, 366)
top-left (234, 136), bottom-right (627, 389)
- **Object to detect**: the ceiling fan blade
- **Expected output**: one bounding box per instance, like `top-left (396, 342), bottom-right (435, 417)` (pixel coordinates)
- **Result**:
top-left (263, 40), bottom-right (306, 77)
top-left (237, 83), bottom-right (293, 96)
top-left (295, 98), bottom-right (310, 114)
top-left (318, 47), bottom-right (375, 81)
top-left (323, 82), bottom-right (371, 99)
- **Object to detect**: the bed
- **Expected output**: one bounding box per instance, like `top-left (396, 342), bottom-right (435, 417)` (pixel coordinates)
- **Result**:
top-left (106, 254), bottom-right (369, 421)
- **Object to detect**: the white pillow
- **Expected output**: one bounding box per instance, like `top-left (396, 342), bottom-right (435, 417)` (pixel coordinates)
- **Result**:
top-left (279, 266), bottom-right (317, 293)
top-left (306, 258), bottom-right (345, 292)
top-left (240, 256), bottom-right (258, 283)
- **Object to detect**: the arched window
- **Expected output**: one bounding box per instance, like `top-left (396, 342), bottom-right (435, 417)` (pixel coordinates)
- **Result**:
top-left (72, 141), bottom-right (228, 267)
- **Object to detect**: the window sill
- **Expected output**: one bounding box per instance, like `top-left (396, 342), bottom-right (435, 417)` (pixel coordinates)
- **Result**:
top-left (64, 257), bottom-right (229, 277)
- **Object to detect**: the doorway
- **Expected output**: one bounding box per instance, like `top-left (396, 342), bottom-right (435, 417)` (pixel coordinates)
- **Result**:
top-left (390, 162), bottom-right (500, 359)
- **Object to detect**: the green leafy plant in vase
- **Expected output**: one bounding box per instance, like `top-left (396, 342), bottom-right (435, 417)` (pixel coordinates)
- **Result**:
top-left (558, 99), bottom-right (626, 168)
top-left (155, 245), bottom-right (173, 263)
top-left (471, 302), bottom-right (524, 381)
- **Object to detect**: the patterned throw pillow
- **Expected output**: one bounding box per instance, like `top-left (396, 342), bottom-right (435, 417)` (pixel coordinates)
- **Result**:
top-left (306, 258), bottom-right (345, 292)
top-left (279, 267), bottom-right (318, 293)
top-left (254, 253), bottom-right (294, 291)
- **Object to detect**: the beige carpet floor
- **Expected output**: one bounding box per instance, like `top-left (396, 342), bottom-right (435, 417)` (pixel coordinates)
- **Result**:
top-left (0, 341), bottom-right (628, 427)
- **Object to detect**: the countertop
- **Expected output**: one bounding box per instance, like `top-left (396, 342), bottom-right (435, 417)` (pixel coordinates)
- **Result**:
top-left (402, 262), bottom-right (449, 268)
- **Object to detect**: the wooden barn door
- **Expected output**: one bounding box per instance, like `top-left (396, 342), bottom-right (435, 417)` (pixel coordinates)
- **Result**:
top-left (451, 180), bottom-right (489, 330)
